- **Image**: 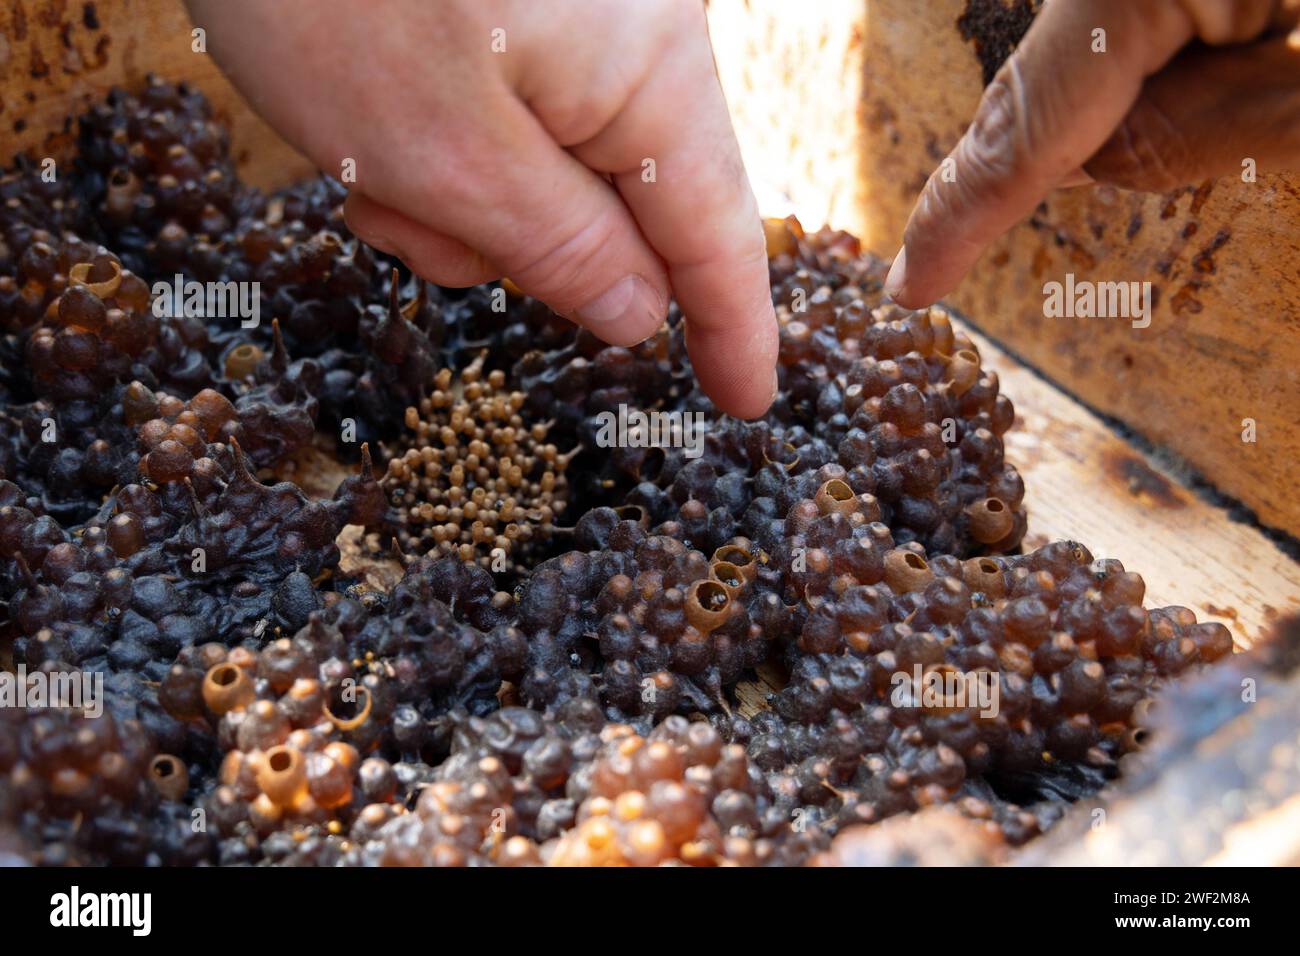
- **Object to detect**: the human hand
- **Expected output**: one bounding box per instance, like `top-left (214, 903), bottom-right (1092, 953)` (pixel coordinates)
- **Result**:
top-left (185, 0), bottom-right (778, 418)
top-left (885, 0), bottom-right (1300, 309)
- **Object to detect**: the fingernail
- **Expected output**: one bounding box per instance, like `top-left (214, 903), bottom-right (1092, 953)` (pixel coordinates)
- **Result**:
top-left (884, 246), bottom-right (907, 301)
top-left (576, 275), bottom-right (662, 345)
top-left (768, 367), bottom-right (779, 406)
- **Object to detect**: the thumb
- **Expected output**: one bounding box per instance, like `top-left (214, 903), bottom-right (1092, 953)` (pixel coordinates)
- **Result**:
top-left (355, 97), bottom-right (673, 349)
top-left (473, 140), bottom-right (674, 348)
top-left (397, 96), bottom-right (670, 351)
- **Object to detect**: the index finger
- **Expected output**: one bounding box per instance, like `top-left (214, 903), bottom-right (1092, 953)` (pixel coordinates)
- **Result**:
top-left (885, 0), bottom-right (1196, 309)
top-left (566, 2), bottom-right (778, 419)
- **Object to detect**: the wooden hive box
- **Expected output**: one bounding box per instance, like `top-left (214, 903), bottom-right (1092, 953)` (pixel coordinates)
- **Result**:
top-left (2, 0), bottom-right (1297, 651)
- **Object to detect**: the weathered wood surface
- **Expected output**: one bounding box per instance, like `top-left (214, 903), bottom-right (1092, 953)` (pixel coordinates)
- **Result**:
top-left (708, 0), bottom-right (1300, 539)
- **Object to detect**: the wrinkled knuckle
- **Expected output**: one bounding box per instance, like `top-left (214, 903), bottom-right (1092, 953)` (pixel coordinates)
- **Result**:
top-left (956, 131), bottom-right (1025, 210)
top-left (734, 228), bottom-right (770, 274)
top-left (505, 215), bottom-right (624, 311)
top-left (955, 70), bottom-right (1034, 203)
top-left (907, 142), bottom-right (1013, 247)
top-left (970, 70), bottom-right (1022, 149)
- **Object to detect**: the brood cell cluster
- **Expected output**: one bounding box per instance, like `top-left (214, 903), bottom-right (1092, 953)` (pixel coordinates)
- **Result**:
top-left (0, 78), bottom-right (1236, 867)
